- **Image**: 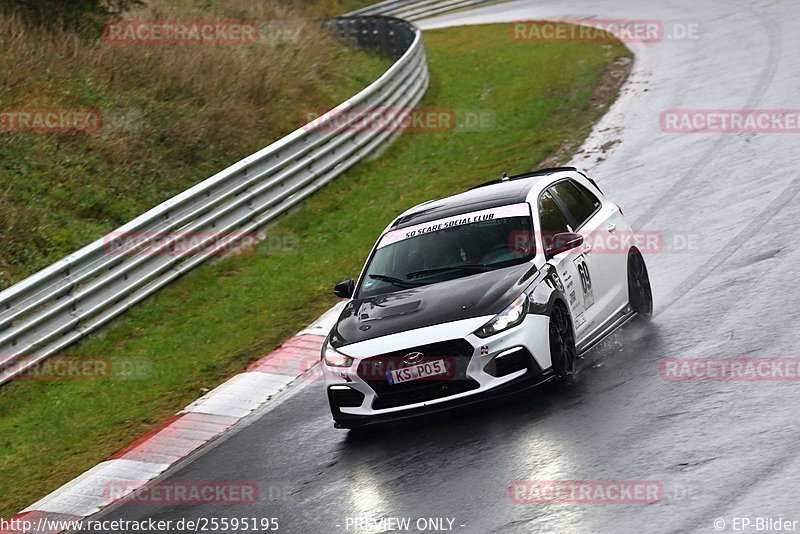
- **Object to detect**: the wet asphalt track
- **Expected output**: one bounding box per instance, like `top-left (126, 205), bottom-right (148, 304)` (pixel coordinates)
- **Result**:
top-left (92, 1), bottom-right (800, 532)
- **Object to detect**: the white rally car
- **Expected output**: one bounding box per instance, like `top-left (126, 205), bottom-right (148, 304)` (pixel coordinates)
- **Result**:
top-left (322, 167), bottom-right (652, 428)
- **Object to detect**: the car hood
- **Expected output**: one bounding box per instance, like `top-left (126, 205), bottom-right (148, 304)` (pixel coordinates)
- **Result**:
top-left (331, 263), bottom-right (538, 347)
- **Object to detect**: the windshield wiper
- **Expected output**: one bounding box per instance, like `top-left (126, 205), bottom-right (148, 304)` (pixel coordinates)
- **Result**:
top-left (368, 274), bottom-right (424, 288)
top-left (406, 264), bottom-right (494, 280)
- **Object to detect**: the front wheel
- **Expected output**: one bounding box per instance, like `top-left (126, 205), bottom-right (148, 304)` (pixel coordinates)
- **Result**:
top-left (628, 249), bottom-right (653, 319)
top-left (549, 302), bottom-right (577, 382)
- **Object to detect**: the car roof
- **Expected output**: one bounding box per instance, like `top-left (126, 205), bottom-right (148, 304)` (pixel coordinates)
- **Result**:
top-left (390, 167), bottom-right (580, 229)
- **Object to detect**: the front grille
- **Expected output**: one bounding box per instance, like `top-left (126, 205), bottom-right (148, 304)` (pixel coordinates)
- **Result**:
top-left (356, 339), bottom-right (479, 410)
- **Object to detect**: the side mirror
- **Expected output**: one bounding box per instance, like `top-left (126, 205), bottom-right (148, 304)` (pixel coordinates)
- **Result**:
top-left (545, 232), bottom-right (584, 260)
top-left (333, 278), bottom-right (355, 299)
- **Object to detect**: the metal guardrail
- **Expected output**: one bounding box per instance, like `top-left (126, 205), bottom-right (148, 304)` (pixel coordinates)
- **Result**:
top-left (347, 0), bottom-right (505, 21)
top-left (0, 16), bottom-right (428, 385)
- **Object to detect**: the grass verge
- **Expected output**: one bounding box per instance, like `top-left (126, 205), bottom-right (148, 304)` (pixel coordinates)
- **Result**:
top-left (303, 0), bottom-right (378, 16)
top-left (0, 22), bottom-right (631, 516)
top-left (0, 0), bottom-right (388, 289)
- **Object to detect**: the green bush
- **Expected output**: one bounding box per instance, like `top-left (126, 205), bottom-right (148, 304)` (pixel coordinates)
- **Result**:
top-left (1, 0), bottom-right (145, 31)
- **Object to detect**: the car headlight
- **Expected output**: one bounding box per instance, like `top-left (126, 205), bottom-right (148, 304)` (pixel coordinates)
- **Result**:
top-left (474, 293), bottom-right (528, 338)
top-left (322, 340), bottom-right (354, 367)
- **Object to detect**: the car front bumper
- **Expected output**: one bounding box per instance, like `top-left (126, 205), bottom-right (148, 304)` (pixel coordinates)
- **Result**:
top-left (322, 313), bottom-right (554, 428)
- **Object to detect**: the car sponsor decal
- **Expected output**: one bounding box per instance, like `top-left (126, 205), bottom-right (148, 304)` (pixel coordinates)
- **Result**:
top-left (573, 254), bottom-right (595, 310)
top-left (557, 269), bottom-right (580, 315)
top-left (377, 203), bottom-right (531, 249)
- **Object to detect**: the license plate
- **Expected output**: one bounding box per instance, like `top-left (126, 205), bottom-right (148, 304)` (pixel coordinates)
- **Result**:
top-left (386, 359), bottom-right (448, 384)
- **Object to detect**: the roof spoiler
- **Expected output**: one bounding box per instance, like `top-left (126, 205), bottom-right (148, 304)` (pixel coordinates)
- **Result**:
top-left (469, 166), bottom-right (580, 190)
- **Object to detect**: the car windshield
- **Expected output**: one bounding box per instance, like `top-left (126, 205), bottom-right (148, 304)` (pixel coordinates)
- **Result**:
top-left (357, 203), bottom-right (535, 298)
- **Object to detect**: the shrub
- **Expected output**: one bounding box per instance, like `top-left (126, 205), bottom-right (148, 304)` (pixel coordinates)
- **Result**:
top-left (0, 0), bottom-right (145, 32)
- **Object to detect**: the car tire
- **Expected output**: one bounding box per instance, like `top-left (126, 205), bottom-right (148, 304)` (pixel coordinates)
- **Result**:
top-left (549, 301), bottom-right (577, 382)
top-left (628, 248), bottom-right (653, 319)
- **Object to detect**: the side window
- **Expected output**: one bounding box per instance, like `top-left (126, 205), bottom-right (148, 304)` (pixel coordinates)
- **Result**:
top-left (552, 180), bottom-right (601, 228)
top-left (538, 189), bottom-right (571, 249)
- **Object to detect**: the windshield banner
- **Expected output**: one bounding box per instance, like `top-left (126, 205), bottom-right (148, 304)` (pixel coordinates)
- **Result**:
top-left (378, 203), bottom-right (531, 249)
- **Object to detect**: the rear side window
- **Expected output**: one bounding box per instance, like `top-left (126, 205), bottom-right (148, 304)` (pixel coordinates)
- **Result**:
top-left (538, 189), bottom-right (571, 234)
top-left (552, 180), bottom-right (601, 228)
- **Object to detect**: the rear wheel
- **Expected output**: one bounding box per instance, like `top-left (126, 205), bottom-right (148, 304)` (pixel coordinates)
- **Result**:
top-left (549, 302), bottom-right (577, 382)
top-left (628, 250), bottom-right (653, 319)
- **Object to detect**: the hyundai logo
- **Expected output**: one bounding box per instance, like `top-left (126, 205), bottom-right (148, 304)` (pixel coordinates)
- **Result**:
top-left (402, 352), bottom-right (424, 365)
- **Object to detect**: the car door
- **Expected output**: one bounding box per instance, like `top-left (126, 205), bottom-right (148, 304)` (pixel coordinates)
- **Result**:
top-left (550, 178), bottom-right (628, 333)
top-left (537, 187), bottom-right (596, 341)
